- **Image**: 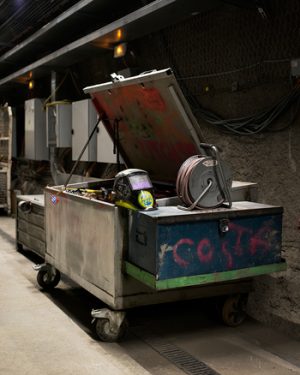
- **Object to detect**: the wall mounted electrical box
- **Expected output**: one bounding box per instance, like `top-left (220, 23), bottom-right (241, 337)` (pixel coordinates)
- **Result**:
top-left (72, 99), bottom-right (97, 161)
top-left (72, 99), bottom-right (117, 163)
top-left (46, 102), bottom-right (72, 148)
top-left (25, 99), bottom-right (48, 160)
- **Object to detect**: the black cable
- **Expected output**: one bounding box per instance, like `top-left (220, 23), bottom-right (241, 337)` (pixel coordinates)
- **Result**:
top-left (159, 29), bottom-right (299, 136)
top-left (195, 86), bottom-right (300, 135)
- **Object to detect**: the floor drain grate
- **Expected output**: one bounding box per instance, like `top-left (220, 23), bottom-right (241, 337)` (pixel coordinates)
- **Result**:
top-left (152, 343), bottom-right (220, 375)
top-left (132, 330), bottom-right (221, 375)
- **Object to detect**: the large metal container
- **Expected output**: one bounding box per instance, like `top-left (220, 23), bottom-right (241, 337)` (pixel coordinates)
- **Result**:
top-left (127, 201), bottom-right (282, 289)
top-left (45, 181), bottom-right (277, 309)
top-left (43, 69), bottom-right (285, 340)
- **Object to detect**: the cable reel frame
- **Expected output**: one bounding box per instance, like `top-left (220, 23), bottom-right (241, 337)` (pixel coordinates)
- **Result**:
top-left (176, 143), bottom-right (232, 211)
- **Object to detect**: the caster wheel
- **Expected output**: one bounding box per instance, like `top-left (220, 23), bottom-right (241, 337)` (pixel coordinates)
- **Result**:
top-left (16, 242), bottom-right (23, 252)
top-left (222, 294), bottom-right (248, 327)
top-left (94, 317), bottom-right (128, 342)
top-left (37, 268), bottom-right (60, 291)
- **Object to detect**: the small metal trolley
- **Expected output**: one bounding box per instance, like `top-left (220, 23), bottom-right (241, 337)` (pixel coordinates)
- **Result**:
top-left (16, 194), bottom-right (45, 257)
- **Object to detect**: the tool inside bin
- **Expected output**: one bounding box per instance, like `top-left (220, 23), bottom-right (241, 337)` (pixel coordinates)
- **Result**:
top-left (64, 69), bottom-right (257, 211)
top-left (113, 168), bottom-right (156, 210)
top-left (64, 175), bottom-right (178, 206)
top-left (63, 156), bottom-right (232, 211)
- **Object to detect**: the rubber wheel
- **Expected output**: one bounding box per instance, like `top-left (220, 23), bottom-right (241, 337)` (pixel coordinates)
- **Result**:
top-left (16, 242), bottom-right (23, 252)
top-left (37, 268), bottom-right (61, 291)
top-left (221, 294), bottom-right (247, 327)
top-left (94, 317), bottom-right (128, 342)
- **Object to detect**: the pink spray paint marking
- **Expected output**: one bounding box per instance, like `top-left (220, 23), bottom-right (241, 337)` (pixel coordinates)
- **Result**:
top-left (173, 238), bottom-right (194, 268)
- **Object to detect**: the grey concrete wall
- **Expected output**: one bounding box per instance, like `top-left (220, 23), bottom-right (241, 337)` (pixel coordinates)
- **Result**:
top-left (125, 0), bottom-right (300, 332)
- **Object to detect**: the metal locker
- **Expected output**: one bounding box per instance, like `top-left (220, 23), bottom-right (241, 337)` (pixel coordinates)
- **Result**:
top-left (46, 102), bottom-right (72, 148)
top-left (25, 99), bottom-right (48, 160)
top-left (72, 99), bottom-right (97, 161)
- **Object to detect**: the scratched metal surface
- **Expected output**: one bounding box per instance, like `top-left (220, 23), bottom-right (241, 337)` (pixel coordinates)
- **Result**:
top-left (157, 214), bottom-right (282, 280)
top-left (45, 187), bottom-right (117, 296)
top-left (137, 201), bottom-right (282, 218)
top-left (44, 183), bottom-right (254, 309)
top-left (16, 195), bottom-right (46, 257)
top-left (85, 69), bottom-right (203, 183)
top-left (128, 209), bottom-right (282, 280)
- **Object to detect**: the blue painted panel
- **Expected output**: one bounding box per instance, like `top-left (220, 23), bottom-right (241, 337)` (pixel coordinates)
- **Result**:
top-left (157, 215), bottom-right (282, 280)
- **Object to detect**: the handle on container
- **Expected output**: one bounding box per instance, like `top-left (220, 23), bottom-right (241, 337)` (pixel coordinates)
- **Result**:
top-left (199, 143), bottom-right (232, 208)
top-left (136, 229), bottom-right (147, 246)
top-left (18, 201), bottom-right (32, 214)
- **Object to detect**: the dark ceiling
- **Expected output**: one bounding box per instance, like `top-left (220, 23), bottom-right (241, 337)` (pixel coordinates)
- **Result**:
top-left (0, 0), bottom-right (154, 78)
top-left (0, 0), bottom-right (80, 55)
top-left (0, 0), bottom-right (269, 103)
top-left (0, 0), bottom-right (268, 60)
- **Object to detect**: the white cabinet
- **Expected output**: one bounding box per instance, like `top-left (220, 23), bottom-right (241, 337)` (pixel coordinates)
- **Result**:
top-left (25, 99), bottom-right (48, 160)
top-left (72, 99), bottom-right (97, 161)
top-left (72, 99), bottom-right (117, 163)
top-left (46, 102), bottom-right (72, 148)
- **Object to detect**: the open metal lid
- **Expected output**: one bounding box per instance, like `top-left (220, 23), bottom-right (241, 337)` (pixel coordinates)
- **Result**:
top-left (84, 68), bottom-right (204, 183)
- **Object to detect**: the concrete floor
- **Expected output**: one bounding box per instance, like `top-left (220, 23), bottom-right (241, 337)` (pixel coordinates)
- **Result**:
top-left (1, 215), bottom-right (300, 375)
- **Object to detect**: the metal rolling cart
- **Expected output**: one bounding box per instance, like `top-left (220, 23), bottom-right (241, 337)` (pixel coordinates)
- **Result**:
top-left (36, 69), bottom-right (286, 342)
top-left (16, 194), bottom-right (45, 257)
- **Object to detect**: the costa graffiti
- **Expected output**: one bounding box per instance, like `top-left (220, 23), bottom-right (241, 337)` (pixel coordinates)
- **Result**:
top-left (173, 238), bottom-right (194, 268)
top-left (197, 238), bottom-right (214, 263)
top-left (172, 221), bottom-right (272, 269)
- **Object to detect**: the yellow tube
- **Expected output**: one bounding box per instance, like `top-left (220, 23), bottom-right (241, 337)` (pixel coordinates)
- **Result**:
top-left (115, 200), bottom-right (138, 211)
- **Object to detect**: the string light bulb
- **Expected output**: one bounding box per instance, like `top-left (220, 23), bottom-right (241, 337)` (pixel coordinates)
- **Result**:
top-left (28, 80), bottom-right (34, 90)
top-left (114, 43), bottom-right (127, 58)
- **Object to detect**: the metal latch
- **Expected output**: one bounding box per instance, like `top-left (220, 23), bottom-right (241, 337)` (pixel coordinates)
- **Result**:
top-left (110, 73), bottom-right (125, 82)
top-left (219, 219), bottom-right (230, 234)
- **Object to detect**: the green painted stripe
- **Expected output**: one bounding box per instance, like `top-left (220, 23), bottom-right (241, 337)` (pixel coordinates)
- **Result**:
top-left (125, 261), bottom-right (157, 288)
top-left (124, 261), bottom-right (286, 290)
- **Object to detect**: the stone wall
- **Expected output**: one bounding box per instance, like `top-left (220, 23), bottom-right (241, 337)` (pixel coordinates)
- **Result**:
top-left (127, 0), bottom-right (300, 333)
